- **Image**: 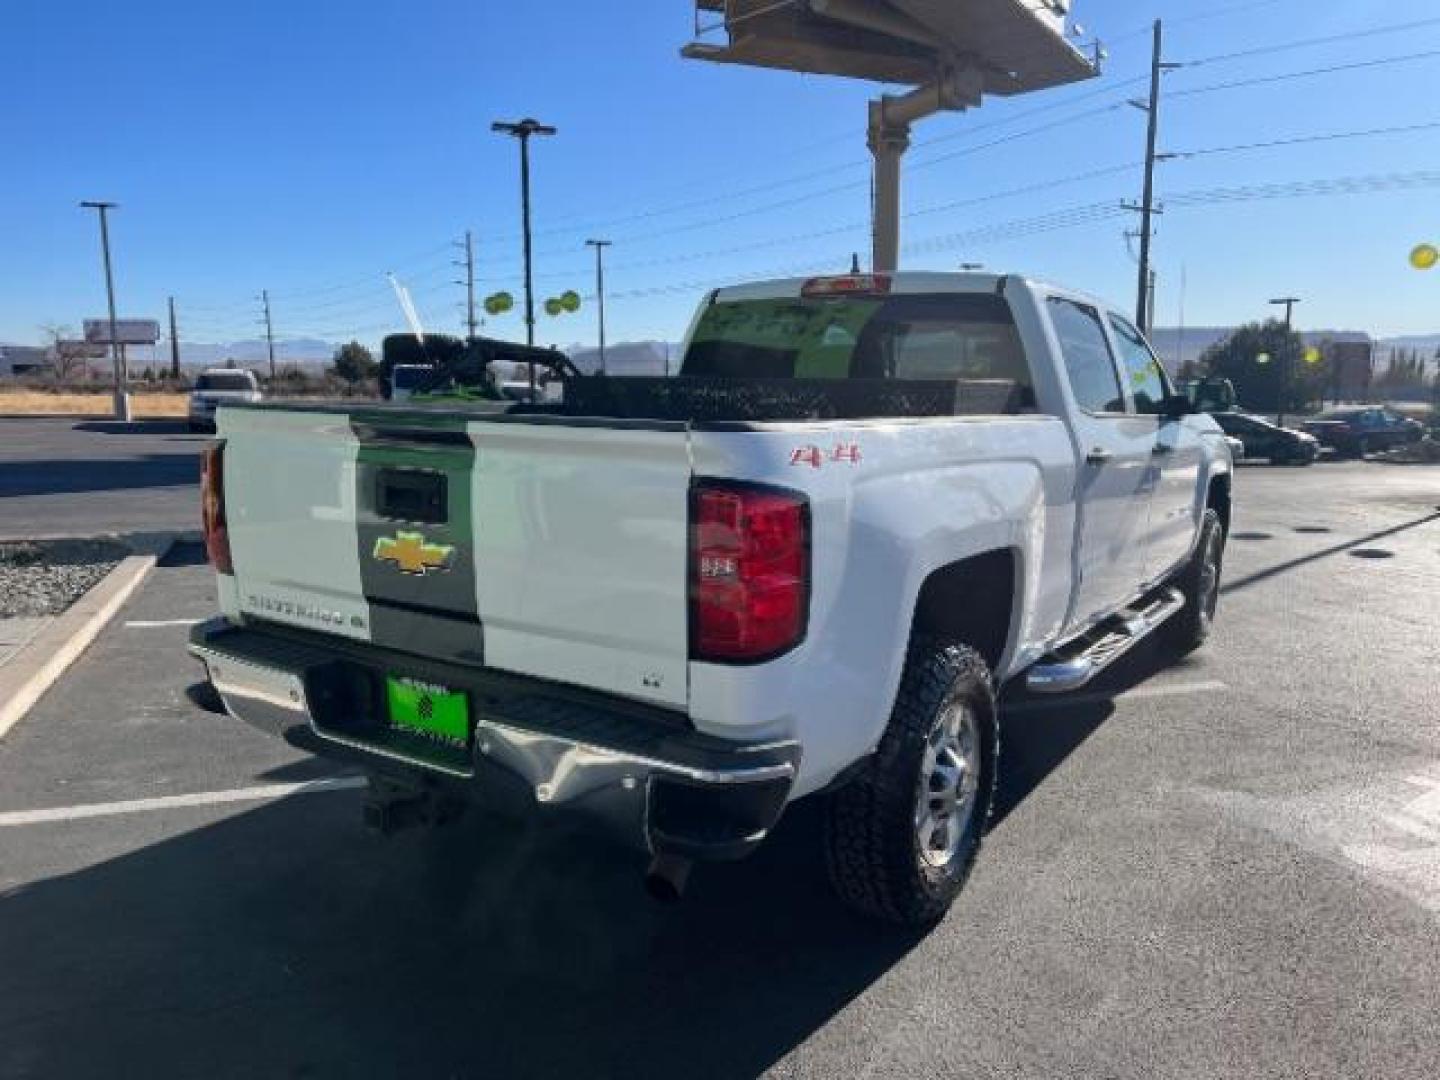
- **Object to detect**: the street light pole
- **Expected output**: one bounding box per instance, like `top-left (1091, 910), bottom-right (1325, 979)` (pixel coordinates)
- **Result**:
top-left (585, 239), bottom-right (612, 374)
top-left (260, 289), bottom-right (276, 381)
top-left (79, 200), bottom-right (129, 421)
top-left (492, 117), bottom-right (556, 399)
top-left (1269, 296), bottom-right (1301, 427)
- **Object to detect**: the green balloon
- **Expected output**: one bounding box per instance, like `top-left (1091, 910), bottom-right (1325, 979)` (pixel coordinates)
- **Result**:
top-left (559, 290), bottom-right (581, 313)
top-left (544, 298), bottom-right (564, 317)
top-left (484, 291), bottom-right (514, 315)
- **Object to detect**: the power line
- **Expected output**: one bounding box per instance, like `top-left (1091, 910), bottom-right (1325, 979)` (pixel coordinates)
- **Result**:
top-left (1181, 14), bottom-right (1440, 68)
top-left (602, 166), bottom-right (1440, 306)
top-left (1164, 169), bottom-right (1440, 207)
top-left (264, 241), bottom-right (456, 300)
top-left (1172, 119), bottom-right (1440, 161)
top-left (1170, 47), bottom-right (1440, 100)
top-left (583, 161), bottom-right (1138, 279)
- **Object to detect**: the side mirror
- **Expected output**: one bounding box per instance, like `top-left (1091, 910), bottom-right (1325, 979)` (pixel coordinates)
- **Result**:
top-left (1161, 395), bottom-right (1195, 420)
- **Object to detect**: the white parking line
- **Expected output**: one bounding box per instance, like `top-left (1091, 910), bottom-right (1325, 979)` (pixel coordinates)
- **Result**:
top-left (1006, 679), bottom-right (1227, 714)
top-left (0, 776), bottom-right (367, 828)
top-left (124, 618), bottom-right (204, 629)
top-left (1197, 766), bottom-right (1440, 916)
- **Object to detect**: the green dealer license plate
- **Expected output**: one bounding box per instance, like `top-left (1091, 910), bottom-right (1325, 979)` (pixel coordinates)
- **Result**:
top-left (385, 676), bottom-right (470, 748)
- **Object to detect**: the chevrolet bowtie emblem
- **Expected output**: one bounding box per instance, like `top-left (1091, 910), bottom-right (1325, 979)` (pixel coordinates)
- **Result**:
top-left (372, 531), bottom-right (455, 576)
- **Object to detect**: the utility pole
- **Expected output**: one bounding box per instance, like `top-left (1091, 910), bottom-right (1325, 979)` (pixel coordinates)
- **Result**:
top-left (167, 295), bottom-right (180, 379)
top-left (585, 239), bottom-right (612, 374)
top-left (260, 289), bottom-right (276, 381)
top-left (1129, 21), bottom-right (1179, 334)
top-left (455, 230), bottom-right (478, 340)
top-left (79, 200), bottom-right (129, 421)
top-left (1269, 296), bottom-right (1301, 427)
top-left (492, 117), bottom-right (557, 399)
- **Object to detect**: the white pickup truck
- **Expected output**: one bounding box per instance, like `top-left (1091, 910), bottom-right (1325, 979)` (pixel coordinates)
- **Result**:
top-left (190, 272), bottom-right (1232, 925)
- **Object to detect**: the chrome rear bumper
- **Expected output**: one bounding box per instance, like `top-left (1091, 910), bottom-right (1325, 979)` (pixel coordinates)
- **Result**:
top-left (189, 618), bottom-right (799, 860)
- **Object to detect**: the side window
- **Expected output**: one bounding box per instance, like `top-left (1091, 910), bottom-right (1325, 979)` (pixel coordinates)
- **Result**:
top-left (1048, 297), bottom-right (1125, 413)
top-left (1107, 314), bottom-right (1170, 415)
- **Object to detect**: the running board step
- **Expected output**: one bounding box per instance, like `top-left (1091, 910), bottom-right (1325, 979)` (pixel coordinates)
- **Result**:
top-left (1025, 587), bottom-right (1186, 694)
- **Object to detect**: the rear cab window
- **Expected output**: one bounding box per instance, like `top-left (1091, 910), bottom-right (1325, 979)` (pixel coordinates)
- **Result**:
top-left (680, 291), bottom-right (1034, 413)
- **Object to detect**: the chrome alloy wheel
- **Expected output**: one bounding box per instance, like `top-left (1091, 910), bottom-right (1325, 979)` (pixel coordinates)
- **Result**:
top-left (915, 701), bottom-right (981, 869)
top-left (1197, 527), bottom-right (1222, 629)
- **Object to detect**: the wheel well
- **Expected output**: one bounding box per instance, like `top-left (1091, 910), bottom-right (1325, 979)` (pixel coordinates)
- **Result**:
top-left (910, 549), bottom-right (1017, 672)
top-left (1207, 473), bottom-right (1232, 536)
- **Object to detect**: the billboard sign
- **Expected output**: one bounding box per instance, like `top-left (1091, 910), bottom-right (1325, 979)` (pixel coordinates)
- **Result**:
top-left (84, 318), bottom-right (160, 346)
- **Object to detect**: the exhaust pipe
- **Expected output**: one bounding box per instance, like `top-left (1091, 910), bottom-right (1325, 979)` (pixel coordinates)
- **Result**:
top-left (644, 852), bottom-right (693, 903)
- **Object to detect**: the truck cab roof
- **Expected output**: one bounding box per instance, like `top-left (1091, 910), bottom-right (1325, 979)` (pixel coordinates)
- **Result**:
top-left (710, 271), bottom-right (1114, 320)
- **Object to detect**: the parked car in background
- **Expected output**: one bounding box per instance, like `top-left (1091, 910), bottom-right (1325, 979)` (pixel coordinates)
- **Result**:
top-left (188, 369), bottom-right (262, 433)
top-left (1302, 407), bottom-right (1424, 457)
top-left (1211, 411), bottom-right (1319, 465)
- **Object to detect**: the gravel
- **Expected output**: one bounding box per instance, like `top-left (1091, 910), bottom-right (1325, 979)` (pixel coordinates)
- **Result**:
top-left (0, 538), bottom-right (129, 618)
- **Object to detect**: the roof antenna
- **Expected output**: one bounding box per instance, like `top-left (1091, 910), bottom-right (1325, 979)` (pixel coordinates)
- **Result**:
top-left (849, 252), bottom-right (861, 274)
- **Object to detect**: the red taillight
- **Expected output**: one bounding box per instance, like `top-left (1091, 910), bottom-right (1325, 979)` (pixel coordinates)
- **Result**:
top-left (690, 482), bottom-right (809, 662)
top-left (200, 441), bottom-right (233, 575)
top-left (800, 274), bottom-right (891, 298)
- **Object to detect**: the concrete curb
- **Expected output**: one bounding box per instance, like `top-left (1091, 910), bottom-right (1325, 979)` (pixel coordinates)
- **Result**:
top-left (0, 553), bottom-right (159, 740)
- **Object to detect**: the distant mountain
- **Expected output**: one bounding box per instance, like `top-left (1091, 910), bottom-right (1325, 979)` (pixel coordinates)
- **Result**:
top-left (172, 339), bottom-right (337, 370)
top-left (1375, 334), bottom-right (1440, 353)
top-left (567, 340), bottom-right (677, 376)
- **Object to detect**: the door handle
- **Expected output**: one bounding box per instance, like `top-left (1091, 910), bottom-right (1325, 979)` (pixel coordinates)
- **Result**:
top-left (1085, 447), bottom-right (1113, 465)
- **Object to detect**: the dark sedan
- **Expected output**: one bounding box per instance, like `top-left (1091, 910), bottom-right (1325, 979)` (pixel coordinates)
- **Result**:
top-left (1211, 411), bottom-right (1319, 465)
top-left (1301, 407), bottom-right (1425, 457)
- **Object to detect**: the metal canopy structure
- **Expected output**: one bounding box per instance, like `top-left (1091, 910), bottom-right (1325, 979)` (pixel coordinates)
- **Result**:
top-left (684, 0), bottom-right (1098, 272)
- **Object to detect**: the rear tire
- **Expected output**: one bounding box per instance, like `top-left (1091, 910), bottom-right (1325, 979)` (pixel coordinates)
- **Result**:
top-left (823, 639), bottom-right (998, 927)
top-left (1163, 508), bottom-right (1224, 655)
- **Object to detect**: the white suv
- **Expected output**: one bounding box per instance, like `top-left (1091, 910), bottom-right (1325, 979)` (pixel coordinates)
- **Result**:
top-left (188, 369), bottom-right (262, 432)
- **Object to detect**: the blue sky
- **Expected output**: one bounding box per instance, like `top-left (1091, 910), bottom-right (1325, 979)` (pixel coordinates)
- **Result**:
top-left (3, 0), bottom-right (1438, 355)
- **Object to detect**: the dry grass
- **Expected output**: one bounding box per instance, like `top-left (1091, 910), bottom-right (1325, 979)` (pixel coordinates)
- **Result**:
top-left (0, 390), bottom-right (188, 417)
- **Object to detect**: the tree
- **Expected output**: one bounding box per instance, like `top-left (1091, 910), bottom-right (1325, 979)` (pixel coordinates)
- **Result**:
top-left (39, 324), bottom-right (95, 381)
top-left (331, 341), bottom-right (377, 385)
top-left (1199, 319), bottom-right (1315, 413)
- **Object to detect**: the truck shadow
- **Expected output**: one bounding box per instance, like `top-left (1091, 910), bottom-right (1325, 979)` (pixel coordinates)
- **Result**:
top-left (73, 420), bottom-right (197, 436)
top-left (993, 640), bottom-right (1198, 827)
top-left (0, 790), bottom-right (919, 1079)
top-left (1221, 510), bottom-right (1440, 594)
top-left (0, 455), bottom-right (198, 498)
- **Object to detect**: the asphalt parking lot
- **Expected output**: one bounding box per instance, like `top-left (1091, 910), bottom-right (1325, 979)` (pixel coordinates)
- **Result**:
top-left (1, 449), bottom-right (1438, 1078)
top-left (0, 418), bottom-right (205, 541)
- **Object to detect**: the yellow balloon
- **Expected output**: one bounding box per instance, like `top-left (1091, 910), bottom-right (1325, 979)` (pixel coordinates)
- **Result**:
top-left (1412, 244), bottom-right (1439, 270)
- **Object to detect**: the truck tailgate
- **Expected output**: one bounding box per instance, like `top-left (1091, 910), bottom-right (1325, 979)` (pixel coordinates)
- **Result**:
top-left (221, 407), bottom-right (694, 709)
